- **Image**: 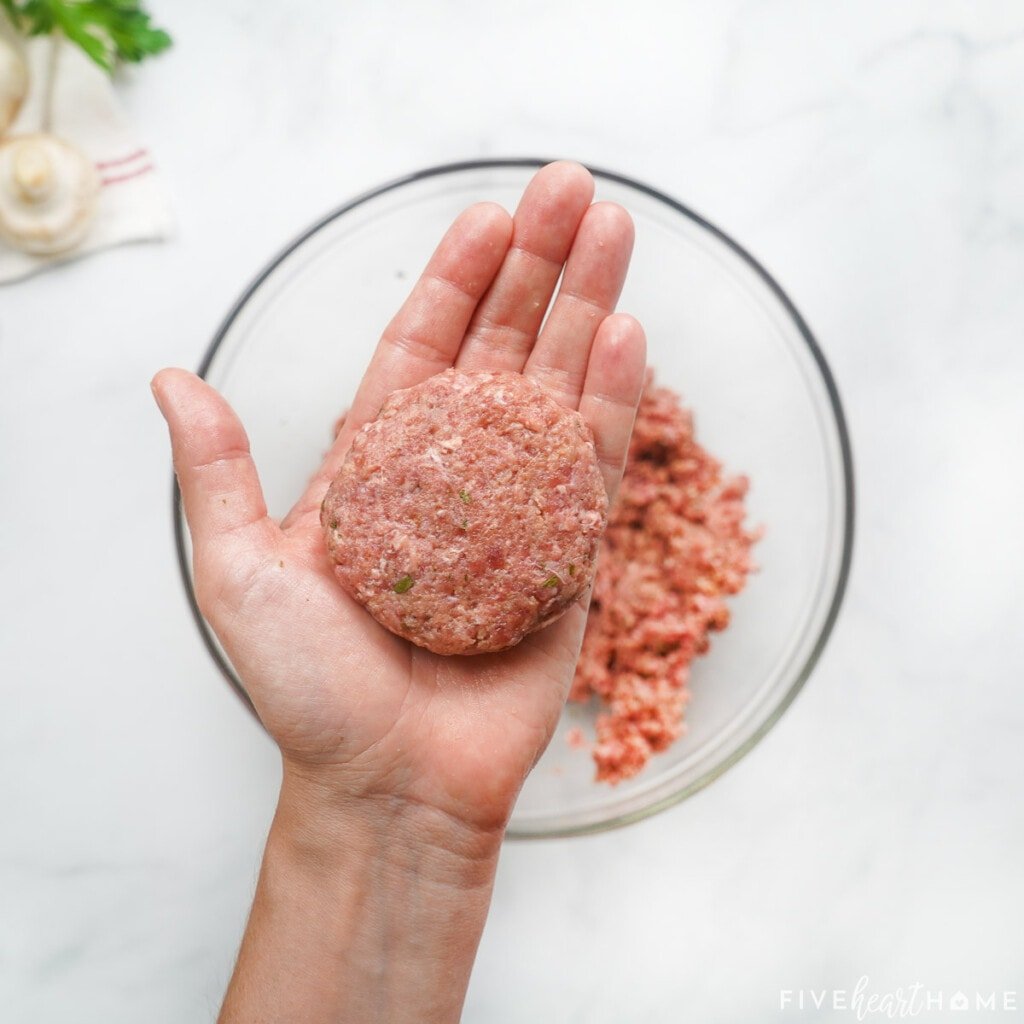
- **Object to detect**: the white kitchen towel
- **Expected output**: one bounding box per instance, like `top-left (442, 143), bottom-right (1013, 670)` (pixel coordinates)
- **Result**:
top-left (0, 33), bottom-right (173, 284)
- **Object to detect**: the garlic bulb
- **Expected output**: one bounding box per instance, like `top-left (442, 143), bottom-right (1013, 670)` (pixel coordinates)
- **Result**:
top-left (0, 134), bottom-right (100, 255)
top-left (0, 33), bottom-right (27, 133)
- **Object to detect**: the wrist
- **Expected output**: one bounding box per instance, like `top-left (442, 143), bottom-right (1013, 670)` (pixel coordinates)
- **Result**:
top-left (220, 762), bottom-right (504, 1024)
top-left (277, 758), bottom-right (507, 871)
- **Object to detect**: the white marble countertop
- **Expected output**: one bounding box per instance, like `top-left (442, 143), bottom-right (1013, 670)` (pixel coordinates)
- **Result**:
top-left (2, 2), bottom-right (1023, 1020)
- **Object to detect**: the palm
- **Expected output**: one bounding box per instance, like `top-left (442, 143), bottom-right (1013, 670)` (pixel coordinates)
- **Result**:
top-left (156, 163), bottom-right (645, 831)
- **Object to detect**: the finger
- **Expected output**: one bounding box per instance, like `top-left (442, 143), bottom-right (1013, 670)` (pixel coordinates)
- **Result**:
top-left (456, 161), bottom-right (594, 373)
top-left (345, 201), bottom-right (513, 435)
top-left (152, 368), bottom-right (274, 553)
top-left (577, 314), bottom-right (647, 501)
top-left (523, 202), bottom-right (634, 409)
top-left (282, 202), bottom-right (512, 529)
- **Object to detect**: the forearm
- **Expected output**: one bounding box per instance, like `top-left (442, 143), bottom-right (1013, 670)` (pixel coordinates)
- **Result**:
top-left (219, 766), bottom-right (504, 1024)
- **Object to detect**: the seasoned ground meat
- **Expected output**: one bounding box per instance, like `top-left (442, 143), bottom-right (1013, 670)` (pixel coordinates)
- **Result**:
top-left (322, 369), bottom-right (608, 655)
top-left (570, 375), bottom-right (760, 783)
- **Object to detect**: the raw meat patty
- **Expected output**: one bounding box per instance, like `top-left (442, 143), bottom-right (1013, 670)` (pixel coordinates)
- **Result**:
top-left (321, 368), bottom-right (608, 655)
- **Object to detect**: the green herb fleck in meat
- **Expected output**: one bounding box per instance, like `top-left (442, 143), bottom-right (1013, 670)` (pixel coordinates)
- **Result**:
top-left (542, 574), bottom-right (560, 588)
top-left (458, 489), bottom-right (472, 504)
top-left (568, 563), bottom-right (576, 576)
top-left (329, 519), bottom-right (339, 530)
top-left (460, 518), bottom-right (468, 530)
top-left (393, 575), bottom-right (415, 594)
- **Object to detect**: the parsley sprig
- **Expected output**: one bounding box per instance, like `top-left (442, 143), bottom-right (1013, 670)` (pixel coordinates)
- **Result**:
top-left (0, 0), bottom-right (172, 72)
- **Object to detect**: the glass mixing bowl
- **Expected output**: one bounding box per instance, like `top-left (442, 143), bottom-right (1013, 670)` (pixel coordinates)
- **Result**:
top-left (174, 159), bottom-right (854, 839)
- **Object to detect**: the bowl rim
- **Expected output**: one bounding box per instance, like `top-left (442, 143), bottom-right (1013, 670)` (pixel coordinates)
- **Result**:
top-left (172, 156), bottom-right (856, 839)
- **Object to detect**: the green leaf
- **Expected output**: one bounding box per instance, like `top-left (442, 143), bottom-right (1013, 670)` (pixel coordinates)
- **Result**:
top-left (542, 574), bottom-right (560, 588)
top-left (393, 575), bottom-right (415, 594)
top-left (50, 5), bottom-right (113, 70)
top-left (1, 0), bottom-right (172, 72)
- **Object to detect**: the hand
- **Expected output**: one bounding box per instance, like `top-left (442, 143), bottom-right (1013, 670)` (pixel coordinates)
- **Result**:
top-left (155, 162), bottom-right (644, 835)
top-left (155, 162), bottom-right (645, 1023)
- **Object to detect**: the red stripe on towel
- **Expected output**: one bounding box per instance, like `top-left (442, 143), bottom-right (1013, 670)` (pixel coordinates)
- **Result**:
top-left (101, 163), bottom-right (155, 186)
top-left (95, 148), bottom-right (149, 170)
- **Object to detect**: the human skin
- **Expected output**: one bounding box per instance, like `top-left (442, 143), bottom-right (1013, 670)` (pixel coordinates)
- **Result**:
top-left (152, 161), bottom-right (646, 1023)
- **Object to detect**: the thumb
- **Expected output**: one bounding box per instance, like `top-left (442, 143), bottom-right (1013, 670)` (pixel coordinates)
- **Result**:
top-left (152, 368), bottom-right (270, 554)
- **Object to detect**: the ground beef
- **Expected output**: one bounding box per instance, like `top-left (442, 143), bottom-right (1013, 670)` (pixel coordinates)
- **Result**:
top-left (570, 375), bottom-right (760, 784)
top-left (322, 369), bottom-right (608, 655)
